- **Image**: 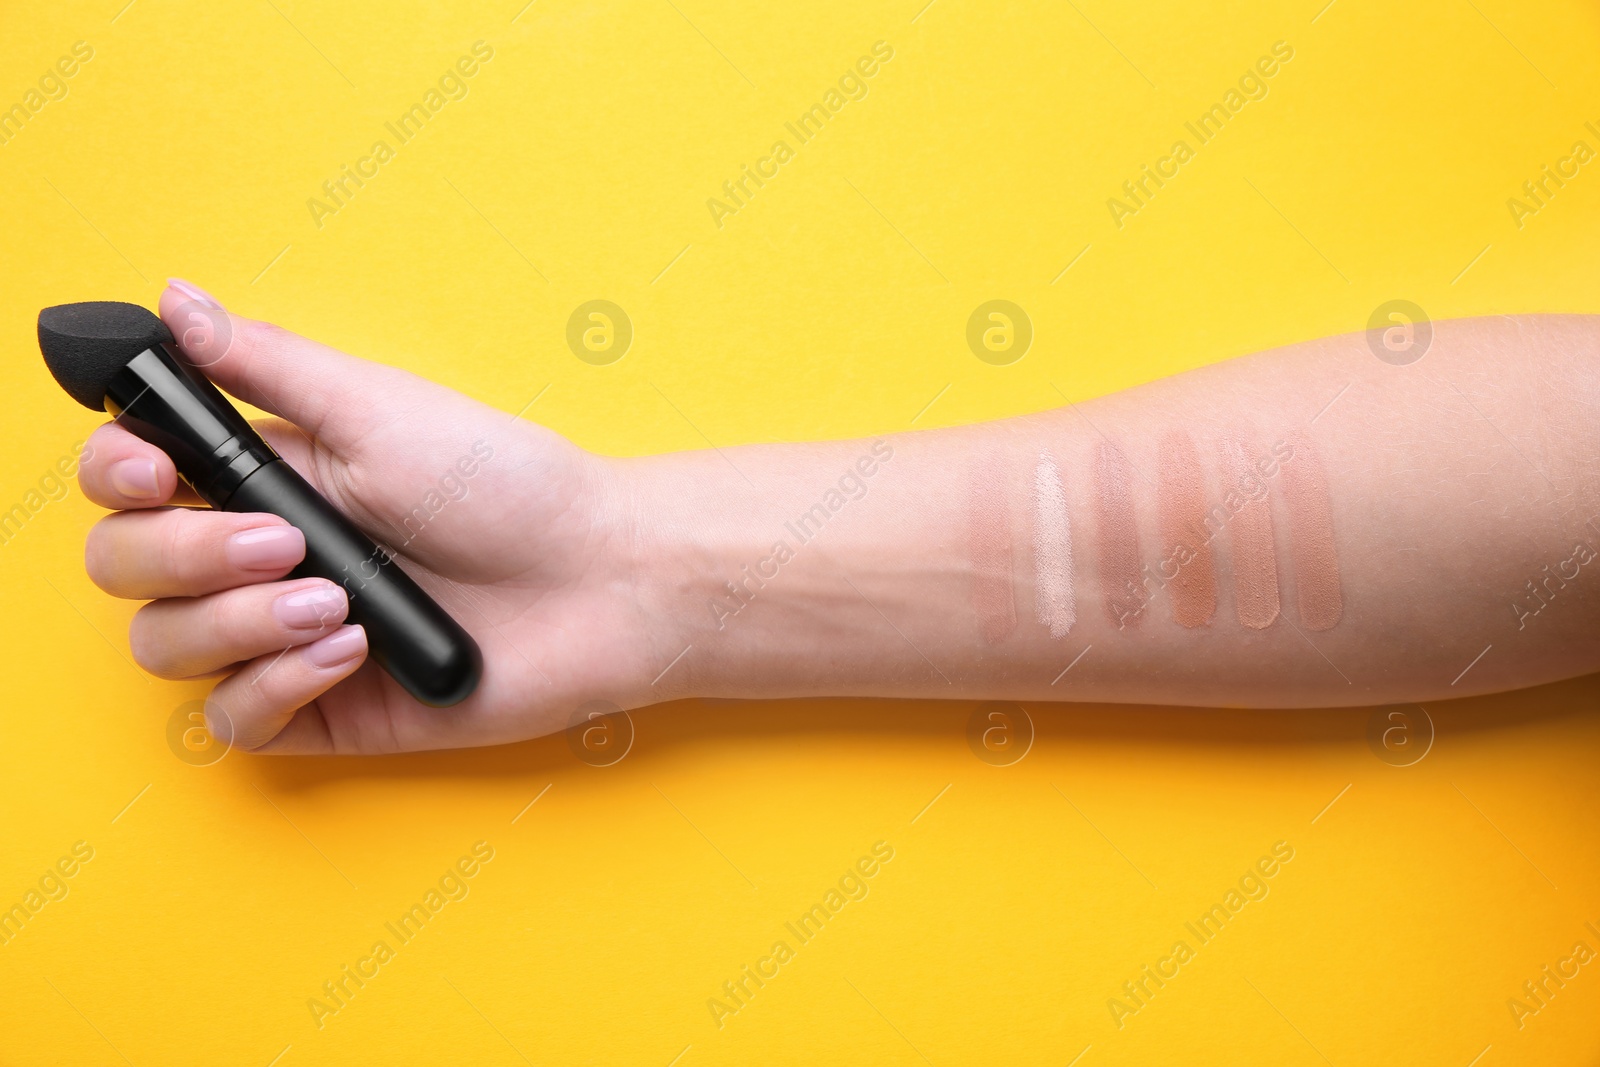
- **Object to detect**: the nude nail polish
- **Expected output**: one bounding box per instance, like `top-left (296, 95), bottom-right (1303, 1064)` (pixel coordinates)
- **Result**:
top-left (109, 457), bottom-right (160, 499)
top-left (305, 625), bottom-right (367, 669)
top-left (274, 583), bottom-right (347, 630)
top-left (227, 525), bottom-right (305, 571)
top-left (166, 277), bottom-right (223, 311)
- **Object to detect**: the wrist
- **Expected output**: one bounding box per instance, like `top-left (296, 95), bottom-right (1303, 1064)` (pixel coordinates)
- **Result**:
top-left (605, 448), bottom-right (750, 702)
top-left (608, 434), bottom-right (926, 704)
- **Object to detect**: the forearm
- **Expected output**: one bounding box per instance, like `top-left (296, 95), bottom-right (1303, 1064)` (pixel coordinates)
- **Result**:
top-left (619, 316), bottom-right (1600, 707)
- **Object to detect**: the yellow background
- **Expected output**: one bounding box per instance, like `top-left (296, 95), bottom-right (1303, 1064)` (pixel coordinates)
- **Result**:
top-left (2, 0), bottom-right (1598, 1063)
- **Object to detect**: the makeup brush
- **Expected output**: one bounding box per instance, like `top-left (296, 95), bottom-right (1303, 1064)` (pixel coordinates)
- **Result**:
top-left (38, 300), bottom-right (482, 707)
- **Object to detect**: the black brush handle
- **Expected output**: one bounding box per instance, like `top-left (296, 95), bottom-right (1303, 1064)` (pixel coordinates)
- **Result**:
top-left (224, 460), bottom-right (481, 706)
top-left (105, 344), bottom-right (482, 707)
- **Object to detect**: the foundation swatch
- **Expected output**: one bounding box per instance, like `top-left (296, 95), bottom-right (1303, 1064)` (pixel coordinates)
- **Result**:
top-left (1031, 450), bottom-right (1076, 638)
top-left (1156, 431), bottom-right (1217, 627)
top-left (1221, 438), bottom-right (1281, 629)
top-left (967, 455), bottom-right (1018, 644)
top-left (1093, 441), bottom-right (1144, 628)
top-left (1280, 434), bottom-right (1342, 631)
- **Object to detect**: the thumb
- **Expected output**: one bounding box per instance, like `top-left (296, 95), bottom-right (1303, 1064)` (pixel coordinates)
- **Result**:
top-left (158, 279), bottom-right (417, 454)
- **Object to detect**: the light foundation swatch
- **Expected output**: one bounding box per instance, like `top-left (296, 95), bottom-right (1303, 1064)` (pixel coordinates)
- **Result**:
top-left (1156, 432), bottom-right (1217, 627)
top-left (967, 456), bottom-right (1018, 644)
top-left (1031, 450), bottom-right (1076, 637)
top-left (1280, 435), bottom-right (1342, 631)
top-left (960, 430), bottom-right (1338, 643)
top-left (1222, 438), bottom-right (1281, 629)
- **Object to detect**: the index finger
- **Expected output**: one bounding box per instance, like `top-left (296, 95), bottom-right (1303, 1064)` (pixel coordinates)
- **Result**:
top-left (157, 281), bottom-right (419, 456)
top-left (78, 421), bottom-right (201, 510)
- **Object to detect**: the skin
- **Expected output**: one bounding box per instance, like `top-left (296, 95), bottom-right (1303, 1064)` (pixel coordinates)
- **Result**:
top-left (78, 283), bottom-right (1600, 754)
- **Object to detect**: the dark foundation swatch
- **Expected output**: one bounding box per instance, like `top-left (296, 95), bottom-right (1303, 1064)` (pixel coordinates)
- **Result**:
top-left (1221, 438), bottom-right (1281, 630)
top-left (1157, 431), bottom-right (1217, 627)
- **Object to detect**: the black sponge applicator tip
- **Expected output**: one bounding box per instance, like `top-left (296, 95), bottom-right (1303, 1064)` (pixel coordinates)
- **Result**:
top-left (38, 301), bottom-right (175, 411)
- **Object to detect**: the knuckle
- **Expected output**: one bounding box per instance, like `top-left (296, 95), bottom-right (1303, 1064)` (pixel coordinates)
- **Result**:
top-left (228, 314), bottom-right (270, 356)
top-left (231, 319), bottom-right (276, 382)
top-left (205, 587), bottom-right (264, 656)
top-left (159, 511), bottom-right (194, 588)
top-left (244, 318), bottom-right (289, 348)
top-left (81, 424), bottom-right (119, 471)
top-left (211, 674), bottom-right (284, 752)
top-left (166, 510), bottom-right (233, 589)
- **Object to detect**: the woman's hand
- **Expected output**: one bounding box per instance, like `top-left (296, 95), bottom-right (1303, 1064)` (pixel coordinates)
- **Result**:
top-left (78, 281), bottom-right (667, 754)
top-left (76, 289), bottom-right (1600, 750)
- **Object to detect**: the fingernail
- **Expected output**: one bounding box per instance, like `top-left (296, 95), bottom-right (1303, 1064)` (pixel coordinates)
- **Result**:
top-left (108, 458), bottom-right (161, 499)
top-left (304, 625), bottom-right (366, 669)
top-left (167, 277), bottom-right (224, 311)
top-left (273, 583), bottom-right (347, 630)
top-left (226, 525), bottom-right (305, 571)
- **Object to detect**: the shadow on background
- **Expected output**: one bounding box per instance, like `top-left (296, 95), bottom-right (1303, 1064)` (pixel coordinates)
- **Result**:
top-left (246, 671), bottom-right (1600, 795)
